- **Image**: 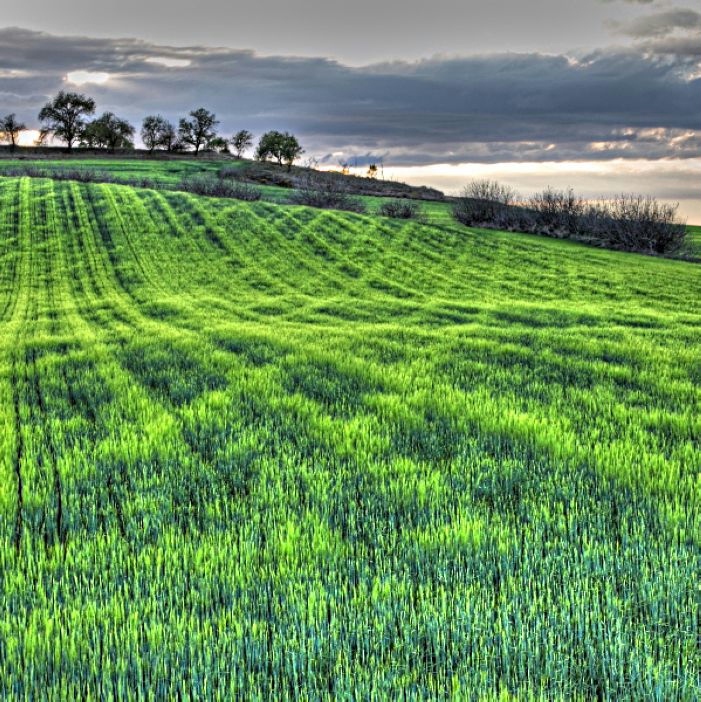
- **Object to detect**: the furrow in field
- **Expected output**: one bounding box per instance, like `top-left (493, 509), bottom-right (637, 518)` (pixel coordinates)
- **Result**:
top-left (35, 178), bottom-right (107, 549)
top-left (366, 218), bottom-right (456, 292)
top-left (9, 370), bottom-right (24, 552)
top-left (69, 184), bottom-right (229, 339)
top-left (61, 182), bottom-right (142, 333)
top-left (7, 180), bottom-right (75, 551)
top-left (32, 179), bottom-right (202, 545)
top-left (119, 193), bottom-right (322, 325)
top-left (123, 188), bottom-right (276, 311)
top-left (52, 183), bottom-right (186, 542)
top-left (248, 206), bottom-right (368, 293)
top-left (40, 186), bottom-right (348, 545)
top-left (0, 180), bottom-right (23, 324)
top-left (113, 187), bottom-right (200, 294)
top-left (29, 182), bottom-right (65, 548)
top-left (168, 194), bottom-right (295, 296)
top-left (3, 179), bottom-right (37, 551)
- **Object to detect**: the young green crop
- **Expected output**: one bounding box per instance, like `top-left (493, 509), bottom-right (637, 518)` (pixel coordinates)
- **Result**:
top-left (0, 176), bottom-right (699, 699)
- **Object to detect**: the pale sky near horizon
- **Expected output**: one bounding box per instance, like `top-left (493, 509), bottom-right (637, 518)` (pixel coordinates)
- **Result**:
top-left (1, 0), bottom-right (699, 220)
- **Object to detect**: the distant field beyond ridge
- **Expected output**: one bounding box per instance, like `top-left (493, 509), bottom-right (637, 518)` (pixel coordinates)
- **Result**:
top-left (0, 174), bottom-right (700, 698)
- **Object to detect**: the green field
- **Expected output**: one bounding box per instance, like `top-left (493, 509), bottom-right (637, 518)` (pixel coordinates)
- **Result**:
top-left (1, 173), bottom-right (700, 699)
top-left (0, 157), bottom-right (457, 219)
top-left (0, 157), bottom-right (233, 185)
top-left (688, 225), bottom-right (701, 258)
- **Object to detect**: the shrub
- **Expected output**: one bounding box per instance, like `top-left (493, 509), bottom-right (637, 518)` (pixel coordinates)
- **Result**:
top-left (377, 200), bottom-right (422, 220)
top-left (529, 187), bottom-right (584, 237)
top-left (583, 196), bottom-right (686, 254)
top-left (219, 164), bottom-right (295, 188)
top-left (0, 166), bottom-right (160, 191)
top-left (217, 166), bottom-right (243, 180)
top-left (178, 176), bottom-right (261, 201)
top-left (0, 166), bottom-right (115, 183)
top-left (290, 173), bottom-right (366, 213)
top-left (0, 166), bottom-right (48, 179)
top-left (123, 177), bottom-right (159, 190)
top-left (453, 180), bottom-right (517, 226)
top-left (452, 178), bottom-right (687, 256)
top-left (51, 168), bottom-right (115, 184)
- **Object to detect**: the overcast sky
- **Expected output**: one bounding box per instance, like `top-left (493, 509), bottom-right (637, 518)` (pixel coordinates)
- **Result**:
top-left (1, 0), bottom-right (700, 219)
top-left (2, 0), bottom-right (692, 65)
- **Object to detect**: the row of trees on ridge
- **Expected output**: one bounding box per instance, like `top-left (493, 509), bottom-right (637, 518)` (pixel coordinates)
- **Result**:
top-left (0, 91), bottom-right (304, 168)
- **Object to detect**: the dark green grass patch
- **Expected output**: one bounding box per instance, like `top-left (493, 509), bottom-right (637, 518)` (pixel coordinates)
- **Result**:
top-left (215, 333), bottom-right (288, 366)
top-left (283, 356), bottom-right (383, 418)
top-left (118, 340), bottom-right (228, 407)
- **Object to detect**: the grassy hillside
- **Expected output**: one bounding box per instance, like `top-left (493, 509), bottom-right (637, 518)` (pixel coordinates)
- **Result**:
top-left (688, 224), bottom-right (701, 257)
top-left (0, 157), bottom-right (446, 204)
top-left (0, 176), bottom-right (700, 698)
top-left (0, 156), bottom-right (235, 185)
top-left (2, 158), bottom-right (696, 249)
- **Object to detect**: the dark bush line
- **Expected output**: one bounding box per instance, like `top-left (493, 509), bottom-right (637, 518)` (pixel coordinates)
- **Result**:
top-left (219, 164), bottom-right (295, 188)
top-left (576, 196), bottom-right (686, 255)
top-left (218, 161), bottom-right (446, 201)
top-left (287, 173), bottom-right (366, 213)
top-left (453, 180), bottom-right (687, 255)
top-left (177, 176), bottom-right (261, 201)
top-left (218, 165), bottom-right (254, 181)
top-left (378, 200), bottom-right (423, 220)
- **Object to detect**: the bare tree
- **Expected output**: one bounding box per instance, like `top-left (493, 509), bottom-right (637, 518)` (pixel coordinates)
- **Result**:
top-left (160, 122), bottom-right (177, 152)
top-left (529, 187), bottom-right (584, 236)
top-left (0, 114), bottom-right (27, 151)
top-left (35, 129), bottom-right (50, 147)
top-left (453, 179), bottom-right (518, 225)
top-left (38, 91), bottom-right (96, 151)
top-left (585, 195), bottom-right (686, 254)
top-left (178, 108), bottom-right (219, 156)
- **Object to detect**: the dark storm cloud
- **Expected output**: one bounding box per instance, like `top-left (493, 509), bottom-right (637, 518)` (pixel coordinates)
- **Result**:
top-left (610, 8), bottom-right (701, 37)
top-left (1, 27), bottom-right (699, 166)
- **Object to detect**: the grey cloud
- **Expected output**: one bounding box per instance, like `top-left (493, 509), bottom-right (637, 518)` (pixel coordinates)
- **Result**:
top-left (638, 33), bottom-right (701, 55)
top-left (0, 0), bottom-right (653, 66)
top-left (610, 8), bottom-right (701, 38)
top-left (0, 27), bottom-right (699, 167)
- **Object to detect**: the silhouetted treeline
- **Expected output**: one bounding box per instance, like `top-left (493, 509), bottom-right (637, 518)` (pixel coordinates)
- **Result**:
top-left (1, 91), bottom-right (304, 167)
